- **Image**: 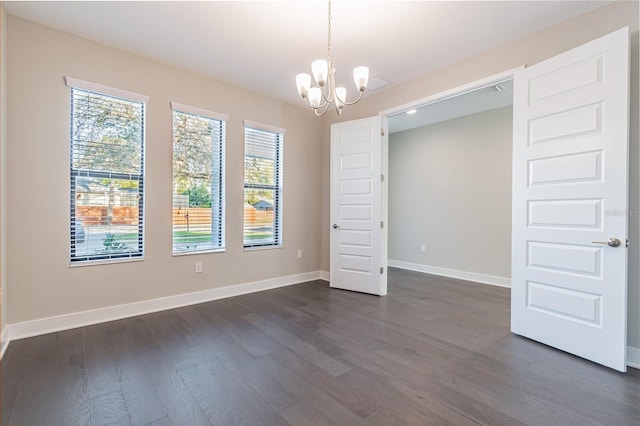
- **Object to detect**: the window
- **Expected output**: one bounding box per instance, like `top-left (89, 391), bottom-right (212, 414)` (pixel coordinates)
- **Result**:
top-left (172, 103), bottom-right (227, 254)
top-left (67, 78), bottom-right (147, 263)
top-left (243, 120), bottom-right (284, 248)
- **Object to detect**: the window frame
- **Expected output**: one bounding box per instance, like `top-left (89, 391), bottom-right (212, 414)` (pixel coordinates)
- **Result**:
top-left (243, 120), bottom-right (285, 249)
top-left (66, 77), bottom-right (148, 265)
top-left (171, 102), bottom-right (228, 255)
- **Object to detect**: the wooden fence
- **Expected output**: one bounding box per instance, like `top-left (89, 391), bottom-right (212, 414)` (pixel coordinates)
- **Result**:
top-left (76, 206), bottom-right (138, 225)
top-left (76, 205), bottom-right (273, 228)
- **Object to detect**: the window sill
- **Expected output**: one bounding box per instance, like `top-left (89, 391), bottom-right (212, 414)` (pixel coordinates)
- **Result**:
top-left (243, 245), bottom-right (282, 252)
top-left (69, 256), bottom-right (144, 268)
top-left (172, 248), bottom-right (225, 257)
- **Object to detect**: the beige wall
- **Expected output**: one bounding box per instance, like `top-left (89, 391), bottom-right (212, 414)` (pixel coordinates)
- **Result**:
top-left (1, 4), bottom-right (7, 342)
top-left (5, 16), bottom-right (324, 324)
top-left (322, 1), bottom-right (639, 349)
top-left (389, 106), bottom-right (512, 279)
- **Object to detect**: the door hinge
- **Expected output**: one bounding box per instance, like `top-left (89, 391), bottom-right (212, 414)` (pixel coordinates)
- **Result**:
top-left (380, 267), bottom-right (384, 274)
top-left (381, 174), bottom-right (385, 182)
top-left (381, 128), bottom-right (385, 136)
top-left (380, 221), bottom-right (384, 229)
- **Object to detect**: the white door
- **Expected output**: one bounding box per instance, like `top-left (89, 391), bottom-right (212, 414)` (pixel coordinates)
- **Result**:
top-left (511, 28), bottom-right (630, 371)
top-left (330, 116), bottom-right (387, 295)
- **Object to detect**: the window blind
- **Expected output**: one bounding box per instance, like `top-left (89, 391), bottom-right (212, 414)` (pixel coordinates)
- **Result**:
top-left (69, 87), bottom-right (145, 263)
top-left (172, 108), bottom-right (226, 254)
top-left (243, 124), bottom-right (283, 248)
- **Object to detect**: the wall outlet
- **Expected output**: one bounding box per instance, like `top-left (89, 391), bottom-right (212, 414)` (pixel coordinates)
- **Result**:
top-left (195, 261), bottom-right (203, 273)
top-left (420, 244), bottom-right (426, 253)
top-left (297, 249), bottom-right (303, 259)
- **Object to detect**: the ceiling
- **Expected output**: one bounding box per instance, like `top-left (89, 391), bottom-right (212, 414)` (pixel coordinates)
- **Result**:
top-left (4, 1), bottom-right (611, 108)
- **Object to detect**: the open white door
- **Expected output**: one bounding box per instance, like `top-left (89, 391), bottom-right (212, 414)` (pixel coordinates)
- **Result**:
top-left (512, 28), bottom-right (630, 371)
top-left (330, 116), bottom-right (387, 295)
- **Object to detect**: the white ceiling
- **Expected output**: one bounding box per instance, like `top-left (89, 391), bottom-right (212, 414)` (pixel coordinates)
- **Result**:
top-left (4, 1), bottom-right (611, 107)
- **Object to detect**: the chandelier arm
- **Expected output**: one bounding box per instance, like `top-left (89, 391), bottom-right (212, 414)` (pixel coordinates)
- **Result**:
top-left (320, 85), bottom-right (334, 104)
top-left (300, 94), bottom-right (329, 110)
top-left (340, 89), bottom-right (365, 106)
top-left (314, 102), bottom-right (331, 116)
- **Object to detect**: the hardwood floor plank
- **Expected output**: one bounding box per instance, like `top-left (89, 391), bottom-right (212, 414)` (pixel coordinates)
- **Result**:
top-left (1, 337), bottom-right (34, 424)
top-left (244, 312), bottom-right (351, 377)
top-left (83, 324), bottom-right (123, 400)
top-left (89, 388), bottom-right (132, 426)
top-left (176, 358), bottom-right (289, 426)
top-left (145, 416), bottom-right (174, 426)
top-left (279, 400), bottom-right (335, 426)
top-left (252, 354), bottom-right (369, 426)
top-left (124, 316), bottom-right (161, 353)
top-left (47, 328), bottom-right (91, 426)
top-left (139, 348), bottom-right (212, 426)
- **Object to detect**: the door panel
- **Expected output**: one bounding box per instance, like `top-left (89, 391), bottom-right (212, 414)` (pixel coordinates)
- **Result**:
top-left (511, 27), bottom-right (629, 371)
top-left (330, 116), bottom-right (386, 295)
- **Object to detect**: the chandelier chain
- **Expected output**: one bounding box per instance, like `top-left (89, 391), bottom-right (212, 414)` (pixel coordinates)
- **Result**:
top-left (327, 0), bottom-right (332, 62)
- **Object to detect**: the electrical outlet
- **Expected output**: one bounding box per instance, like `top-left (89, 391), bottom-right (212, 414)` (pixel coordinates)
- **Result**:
top-left (297, 249), bottom-right (303, 259)
top-left (420, 244), bottom-right (426, 253)
top-left (195, 261), bottom-right (203, 273)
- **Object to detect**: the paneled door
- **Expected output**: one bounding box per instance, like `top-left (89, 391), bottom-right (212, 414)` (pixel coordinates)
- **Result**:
top-left (330, 116), bottom-right (387, 295)
top-left (511, 28), bottom-right (630, 371)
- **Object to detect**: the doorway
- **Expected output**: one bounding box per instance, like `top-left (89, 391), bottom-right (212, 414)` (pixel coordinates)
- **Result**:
top-left (386, 79), bottom-right (514, 288)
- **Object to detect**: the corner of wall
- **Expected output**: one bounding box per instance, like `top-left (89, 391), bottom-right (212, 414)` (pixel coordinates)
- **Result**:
top-left (0, 3), bottom-right (8, 357)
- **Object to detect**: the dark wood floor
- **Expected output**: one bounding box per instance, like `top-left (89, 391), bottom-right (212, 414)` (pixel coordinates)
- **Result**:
top-left (2, 268), bottom-right (639, 426)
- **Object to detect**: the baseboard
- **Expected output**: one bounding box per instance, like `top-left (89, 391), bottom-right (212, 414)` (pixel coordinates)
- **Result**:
top-left (628, 346), bottom-right (640, 369)
top-left (1, 325), bottom-right (9, 359)
top-left (388, 259), bottom-right (511, 288)
top-left (5, 270), bottom-right (326, 345)
top-left (319, 270), bottom-right (330, 282)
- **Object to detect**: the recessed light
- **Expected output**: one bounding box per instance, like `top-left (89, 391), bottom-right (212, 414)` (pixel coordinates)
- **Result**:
top-left (406, 109), bottom-right (417, 115)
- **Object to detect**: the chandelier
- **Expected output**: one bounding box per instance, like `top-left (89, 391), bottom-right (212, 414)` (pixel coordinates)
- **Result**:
top-left (295, 0), bottom-right (369, 116)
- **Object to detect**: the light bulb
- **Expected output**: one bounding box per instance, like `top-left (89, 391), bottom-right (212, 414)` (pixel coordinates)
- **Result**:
top-left (308, 87), bottom-right (322, 108)
top-left (296, 73), bottom-right (311, 98)
top-left (353, 66), bottom-right (369, 91)
top-left (312, 60), bottom-right (328, 86)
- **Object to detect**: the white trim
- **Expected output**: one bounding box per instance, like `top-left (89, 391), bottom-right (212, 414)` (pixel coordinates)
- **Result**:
top-left (319, 270), bottom-right (330, 282)
top-left (170, 102), bottom-right (229, 122)
top-left (1, 325), bottom-right (9, 359)
top-left (380, 67), bottom-right (523, 117)
top-left (6, 271), bottom-right (325, 342)
top-left (388, 259), bottom-right (511, 288)
top-left (628, 346), bottom-right (640, 369)
top-left (64, 76), bottom-right (149, 103)
top-left (243, 119), bottom-right (286, 135)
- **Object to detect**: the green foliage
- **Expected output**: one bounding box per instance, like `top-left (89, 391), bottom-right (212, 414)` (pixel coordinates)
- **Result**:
top-left (173, 112), bottom-right (217, 194)
top-left (101, 233), bottom-right (129, 254)
top-left (244, 157), bottom-right (276, 205)
top-left (179, 184), bottom-right (211, 207)
top-left (72, 90), bottom-right (143, 174)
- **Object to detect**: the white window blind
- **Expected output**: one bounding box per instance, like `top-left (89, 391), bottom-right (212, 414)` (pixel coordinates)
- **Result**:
top-left (172, 107), bottom-right (226, 254)
top-left (243, 122), bottom-right (283, 248)
top-left (69, 87), bottom-right (145, 263)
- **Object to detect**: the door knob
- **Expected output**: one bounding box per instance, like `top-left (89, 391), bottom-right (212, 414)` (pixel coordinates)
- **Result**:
top-left (592, 238), bottom-right (621, 247)
top-left (333, 224), bottom-right (340, 229)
